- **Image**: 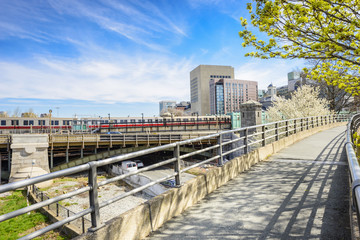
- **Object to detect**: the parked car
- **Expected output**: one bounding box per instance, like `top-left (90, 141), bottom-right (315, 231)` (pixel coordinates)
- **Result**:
top-left (120, 161), bottom-right (137, 172)
top-left (134, 160), bottom-right (144, 168)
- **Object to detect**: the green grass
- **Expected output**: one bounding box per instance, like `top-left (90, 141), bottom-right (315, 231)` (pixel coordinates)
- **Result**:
top-left (0, 190), bottom-right (67, 240)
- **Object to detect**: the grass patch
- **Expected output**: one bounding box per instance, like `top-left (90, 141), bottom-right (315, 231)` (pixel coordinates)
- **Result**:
top-left (0, 191), bottom-right (68, 240)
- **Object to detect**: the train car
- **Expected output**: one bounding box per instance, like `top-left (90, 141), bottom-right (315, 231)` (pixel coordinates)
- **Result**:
top-left (86, 115), bottom-right (232, 133)
top-left (0, 115), bottom-right (232, 134)
top-left (0, 116), bottom-right (72, 134)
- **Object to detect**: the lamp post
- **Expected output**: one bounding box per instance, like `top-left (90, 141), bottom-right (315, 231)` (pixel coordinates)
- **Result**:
top-left (108, 113), bottom-right (111, 132)
top-left (49, 109), bottom-right (52, 134)
top-left (141, 113), bottom-right (144, 132)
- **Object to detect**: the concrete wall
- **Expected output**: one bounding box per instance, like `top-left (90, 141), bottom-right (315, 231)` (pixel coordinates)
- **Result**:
top-left (10, 134), bottom-right (49, 182)
top-left (75, 122), bottom-right (346, 240)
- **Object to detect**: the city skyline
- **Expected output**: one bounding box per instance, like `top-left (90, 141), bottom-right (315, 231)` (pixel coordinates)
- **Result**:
top-left (0, 0), bottom-right (303, 117)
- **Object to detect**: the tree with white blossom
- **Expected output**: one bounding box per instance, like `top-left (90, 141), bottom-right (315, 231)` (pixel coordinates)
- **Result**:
top-left (266, 85), bottom-right (332, 122)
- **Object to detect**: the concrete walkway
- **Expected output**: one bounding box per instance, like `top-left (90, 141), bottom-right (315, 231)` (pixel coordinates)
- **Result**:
top-left (146, 126), bottom-right (351, 239)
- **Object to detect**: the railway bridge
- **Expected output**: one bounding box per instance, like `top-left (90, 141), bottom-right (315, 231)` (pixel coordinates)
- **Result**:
top-left (0, 114), bottom-right (359, 240)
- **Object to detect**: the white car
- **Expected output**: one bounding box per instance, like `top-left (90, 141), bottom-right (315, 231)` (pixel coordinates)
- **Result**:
top-left (134, 160), bottom-right (144, 168)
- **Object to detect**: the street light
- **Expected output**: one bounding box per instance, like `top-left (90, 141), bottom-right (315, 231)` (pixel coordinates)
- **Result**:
top-left (49, 109), bottom-right (52, 134)
top-left (108, 113), bottom-right (111, 132)
top-left (141, 113), bottom-right (144, 132)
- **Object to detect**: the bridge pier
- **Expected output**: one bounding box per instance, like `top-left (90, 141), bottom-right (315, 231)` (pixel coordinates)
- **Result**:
top-left (9, 134), bottom-right (51, 187)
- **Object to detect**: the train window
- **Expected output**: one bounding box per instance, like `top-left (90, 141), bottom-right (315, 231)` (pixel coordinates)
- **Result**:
top-left (29, 120), bottom-right (34, 125)
top-left (209, 118), bottom-right (214, 121)
top-left (183, 118), bottom-right (188, 121)
top-left (158, 119), bottom-right (163, 122)
top-left (130, 119), bottom-right (135, 123)
top-left (11, 120), bottom-right (19, 126)
top-left (24, 120), bottom-right (29, 126)
top-left (138, 119), bottom-right (142, 123)
top-left (148, 119), bottom-right (152, 123)
top-left (191, 118), bottom-right (195, 121)
top-left (51, 120), bottom-right (59, 125)
top-left (198, 118), bottom-right (202, 121)
top-left (124, 120), bottom-right (128, 123)
top-left (38, 120), bottom-right (45, 125)
top-left (1, 120), bottom-right (5, 126)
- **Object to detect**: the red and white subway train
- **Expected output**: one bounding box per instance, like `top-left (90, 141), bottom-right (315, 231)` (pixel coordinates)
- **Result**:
top-left (0, 115), bottom-right (232, 134)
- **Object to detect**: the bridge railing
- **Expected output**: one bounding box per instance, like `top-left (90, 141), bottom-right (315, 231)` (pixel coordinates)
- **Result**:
top-left (0, 114), bottom-right (349, 240)
top-left (346, 113), bottom-right (360, 229)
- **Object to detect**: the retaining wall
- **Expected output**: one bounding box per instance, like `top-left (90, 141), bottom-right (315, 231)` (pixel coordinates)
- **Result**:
top-left (75, 122), bottom-right (346, 240)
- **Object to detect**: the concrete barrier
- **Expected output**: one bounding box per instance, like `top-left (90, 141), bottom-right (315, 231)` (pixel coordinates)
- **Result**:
top-left (75, 122), bottom-right (346, 240)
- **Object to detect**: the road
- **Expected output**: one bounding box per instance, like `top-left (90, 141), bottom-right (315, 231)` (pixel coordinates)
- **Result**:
top-left (146, 126), bottom-right (351, 239)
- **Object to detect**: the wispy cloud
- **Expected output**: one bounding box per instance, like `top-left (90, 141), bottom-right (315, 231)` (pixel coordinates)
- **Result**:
top-left (235, 59), bottom-right (304, 89)
top-left (0, 53), bottom-right (192, 103)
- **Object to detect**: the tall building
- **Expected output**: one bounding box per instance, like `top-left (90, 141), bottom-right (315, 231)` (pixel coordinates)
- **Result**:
top-left (288, 71), bottom-right (302, 91)
top-left (209, 78), bottom-right (258, 115)
top-left (190, 65), bottom-right (234, 115)
top-left (159, 101), bottom-right (176, 115)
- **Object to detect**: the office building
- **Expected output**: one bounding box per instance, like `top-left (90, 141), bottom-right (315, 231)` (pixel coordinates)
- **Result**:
top-left (190, 65), bottom-right (234, 115)
top-left (209, 78), bottom-right (258, 115)
top-left (288, 71), bottom-right (302, 91)
top-left (159, 101), bottom-right (176, 115)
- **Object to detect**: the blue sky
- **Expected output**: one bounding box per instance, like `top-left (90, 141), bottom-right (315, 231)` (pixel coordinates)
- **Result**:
top-left (0, 0), bottom-right (303, 118)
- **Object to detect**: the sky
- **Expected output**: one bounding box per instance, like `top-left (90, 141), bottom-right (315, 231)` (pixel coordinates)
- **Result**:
top-left (0, 0), bottom-right (304, 118)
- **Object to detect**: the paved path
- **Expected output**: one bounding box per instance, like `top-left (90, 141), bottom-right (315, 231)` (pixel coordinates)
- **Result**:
top-left (146, 126), bottom-right (351, 239)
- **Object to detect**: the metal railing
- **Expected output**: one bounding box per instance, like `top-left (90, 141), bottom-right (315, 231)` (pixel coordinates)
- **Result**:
top-left (31, 185), bottom-right (92, 234)
top-left (345, 113), bottom-right (360, 228)
top-left (0, 114), bottom-right (349, 240)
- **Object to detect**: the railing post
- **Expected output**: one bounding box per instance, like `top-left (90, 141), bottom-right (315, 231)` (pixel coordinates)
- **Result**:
top-left (300, 118), bottom-right (303, 132)
top-left (88, 162), bottom-right (100, 231)
top-left (285, 120), bottom-right (289, 137)
top-left (244, 128), bottom-right (248, 154)
top-left (218, 134), bottom-right (224, 166)
top-left (294, 119), bottom-right (297, 134)
top-left (275, 122), bottom-right (279, 141)
top-left (262, 125), bottom-right (266, 146)
top-left (174, 143), bottom-right (181, 186)
top-left (306, 118), bottom-right (309, 130)
top-left (311, 117), bottom-right (314, 128)
top-left (320, 116), bottom-right (323, 126)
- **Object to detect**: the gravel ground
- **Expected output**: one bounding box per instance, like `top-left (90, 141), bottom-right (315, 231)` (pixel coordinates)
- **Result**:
top-left (43, 177), bottom-right (152, 224)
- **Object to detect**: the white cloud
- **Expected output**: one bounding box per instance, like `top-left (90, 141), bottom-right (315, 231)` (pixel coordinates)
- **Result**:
top-left (0, 54), bottom-right (192, 103)
top-left (234, 59), bottom-right (304, 89)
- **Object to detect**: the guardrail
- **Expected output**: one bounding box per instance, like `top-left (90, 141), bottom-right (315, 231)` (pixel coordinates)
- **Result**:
top-left (0, 114), bottom-right (349, 239)
top-left (346, 113), bottom-right (360, 232)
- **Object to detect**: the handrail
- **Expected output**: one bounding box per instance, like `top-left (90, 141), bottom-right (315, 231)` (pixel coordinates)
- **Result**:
top-left (346, 114), bottom-right (360, 218)
top-left (0, 114), bottom-right (350, 239)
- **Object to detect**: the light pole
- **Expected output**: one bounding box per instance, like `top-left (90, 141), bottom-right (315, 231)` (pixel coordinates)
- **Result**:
top-left (141, 113), bottom-right (144, 132)
top-left (49, 109), bottom-right (52, 134)
top-left (108, 113), bottom-right (111, 132)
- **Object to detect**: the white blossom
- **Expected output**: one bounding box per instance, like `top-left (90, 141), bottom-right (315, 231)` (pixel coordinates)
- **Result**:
top-left (266, 85), bottom-right (332, 122)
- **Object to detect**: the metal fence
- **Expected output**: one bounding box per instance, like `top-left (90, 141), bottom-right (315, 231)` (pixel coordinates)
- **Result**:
top-left (345, 113), bottom-right (360, 232)
top-left (0, 114), bottom-right (349, 240)
top-left (31, 185), bottom-right (91, 234)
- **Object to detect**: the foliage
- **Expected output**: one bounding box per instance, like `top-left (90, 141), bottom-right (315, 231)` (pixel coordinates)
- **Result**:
top-left (0, 191), bottom-right (68, 240)
top-left (0, 191), bottom-right (47, 240)
top-left (304, 60), bottom-right (354, 112)
top-left (21, 108), bottom-right (38, 118)
top-left (0, 111), bottom-right (8, 117)
top-left (266, 85), bottom-right (332, 122)
top-left (239, 0), bottom-right (360, 96)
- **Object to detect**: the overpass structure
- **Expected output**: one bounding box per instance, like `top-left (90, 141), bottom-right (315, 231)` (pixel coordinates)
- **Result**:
top-left (0, 114), bottom-right (359, 240)
top-left (0, 131), bottom-right (217, 181)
